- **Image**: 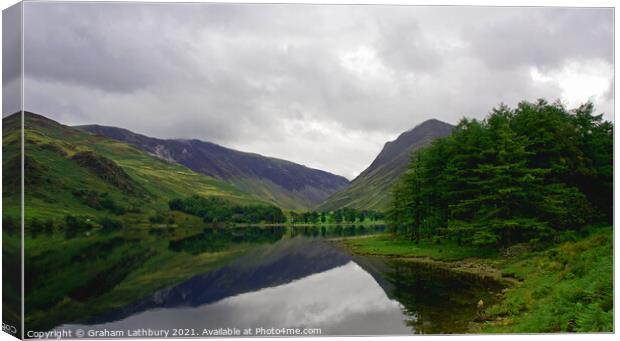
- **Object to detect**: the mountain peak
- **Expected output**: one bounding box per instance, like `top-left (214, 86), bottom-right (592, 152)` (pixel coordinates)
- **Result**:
top-left (401, 118), bottom-right (453, 137)
top-left (318, 118), bottom-right (454, 211)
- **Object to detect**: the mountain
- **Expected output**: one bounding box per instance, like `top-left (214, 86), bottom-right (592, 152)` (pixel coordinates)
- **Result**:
top-left (317, 119), bottom-right (454, 211)
top-left (76, 125), bottom-right (350, 210)
top-left (2, 112), bottom-right (262, 221)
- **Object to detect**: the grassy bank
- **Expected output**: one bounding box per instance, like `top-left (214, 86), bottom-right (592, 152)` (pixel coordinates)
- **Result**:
top-left (338, 225), bottom-right (613, 333)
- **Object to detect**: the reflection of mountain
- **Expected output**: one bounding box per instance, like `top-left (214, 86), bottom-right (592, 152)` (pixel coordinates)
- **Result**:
top-left (346, 252), bottom-right (396, 298)
top-left (85, 238), bottom-right (352, 324)
top-left (63, 236), bottom-right (507, 335)
top-left (68, 261), bottom-right (412, 335)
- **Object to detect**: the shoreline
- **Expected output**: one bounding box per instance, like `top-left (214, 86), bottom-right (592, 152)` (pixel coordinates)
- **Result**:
top-left (331, 227), bottom-right (613, 333)
top-left (334, 237), bottom-right (521, 287)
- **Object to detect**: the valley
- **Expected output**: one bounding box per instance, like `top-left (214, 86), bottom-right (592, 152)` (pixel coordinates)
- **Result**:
top-left (2, 100), bottom-right (613, 335)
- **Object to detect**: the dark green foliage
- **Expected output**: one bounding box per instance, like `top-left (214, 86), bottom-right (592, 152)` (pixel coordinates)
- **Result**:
top-left (43, 219), bottom-right (54, 235)
top-left (3, 155), bottom-right (51, 194)
top-left (29, 218), bottom-right (55, 237)
top-left (388, 100), bottom-right (612, 247)
top-left (40, 143), bottom-right (67, 156)
top-left (289, 208), bottom-right (384, 224)
top-left (148, 212), bottom-right (167, 224)
top-left (169, 195), bottom-right (286, 224)
top-left (98, 217), bottom-right (124, 232)
top-left (3, 216), bottom-right (17, 235)
top-left (71, 151), bottom-right (146, 196)
top-left (72, 189), bottom-right (127, 215)
top-left (63, 215), bottom-right (93, 239)
top-left (29, 218), bottom-right (44, 238)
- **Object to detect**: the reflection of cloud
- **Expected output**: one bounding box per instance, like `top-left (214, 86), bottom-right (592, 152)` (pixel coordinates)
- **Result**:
top-left (14, 3), bottom-right (614, 177)
top-left (63, 262), bottom-right (412, 335)
top-left (219, 261), bottom-right (405, 329)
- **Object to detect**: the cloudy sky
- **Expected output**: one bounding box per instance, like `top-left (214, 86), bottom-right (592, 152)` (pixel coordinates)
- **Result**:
top-left (3, 2), bottom-right (614, 179)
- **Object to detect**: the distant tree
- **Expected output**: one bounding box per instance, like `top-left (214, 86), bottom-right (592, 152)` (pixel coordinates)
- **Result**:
top-left (320, 212), bottom-right (327, 223)
top-left (333, 210), bottom-right (343, 223)
top-left (309, 212), bottom-right (319, 224)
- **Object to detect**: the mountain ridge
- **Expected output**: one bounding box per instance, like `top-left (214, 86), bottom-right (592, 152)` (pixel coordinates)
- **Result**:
top-left (76, 124), bottom-right (350, 210)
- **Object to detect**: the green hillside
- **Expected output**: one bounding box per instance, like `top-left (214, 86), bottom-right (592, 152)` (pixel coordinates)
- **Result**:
top-left (3, 112), bottom-right (261, 223)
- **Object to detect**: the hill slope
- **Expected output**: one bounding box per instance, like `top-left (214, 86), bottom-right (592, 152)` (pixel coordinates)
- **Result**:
top-left (318, 119), bottom-right (454, 211)
top-left (76, 125), bottom-right (350, 210)
top-left (2, 112), bottom-right (261, 221)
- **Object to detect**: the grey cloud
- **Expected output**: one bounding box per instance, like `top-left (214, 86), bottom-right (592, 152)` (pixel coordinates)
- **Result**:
top-left (464, 7), bottom-right (614, 71)
top-left (18, 3), bottom-right (614, 178)
top-left (23, 2), bottom-right (201, 93)
top-left (3, 2), bottom-right (22, 116)
top-left (374, 14), bottom-right (442, 72)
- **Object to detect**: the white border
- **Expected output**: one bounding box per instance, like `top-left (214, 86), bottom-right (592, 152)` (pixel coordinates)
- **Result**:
top-left (0, 2), bottom-right (616, 341)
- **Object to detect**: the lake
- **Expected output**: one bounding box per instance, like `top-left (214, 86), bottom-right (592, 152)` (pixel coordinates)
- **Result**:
top-left (53, 226), bottom-right (503, 336)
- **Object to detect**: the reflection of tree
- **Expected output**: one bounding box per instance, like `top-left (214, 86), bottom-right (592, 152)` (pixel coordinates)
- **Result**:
top-left (383, 260), bottom-right (503, 334)
top-left (287, 224), bottom-right (386, 238)
top-left (169, 226), bottom-right (286, 254)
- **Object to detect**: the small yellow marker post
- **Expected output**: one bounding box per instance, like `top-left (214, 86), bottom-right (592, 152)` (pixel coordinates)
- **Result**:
top-left (476, 299), bottom-right (485, 321)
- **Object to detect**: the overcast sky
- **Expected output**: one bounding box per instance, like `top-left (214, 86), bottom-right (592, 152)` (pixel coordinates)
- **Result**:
top-left (4, 2), bottom-right (614, 179)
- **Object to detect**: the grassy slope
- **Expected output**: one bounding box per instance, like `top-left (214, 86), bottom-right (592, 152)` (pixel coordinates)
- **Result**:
top-left (339, 226), bottom-right (613, 333)
top-left (232, 176), bottom-right (321, 211)
top-left (3, 112), bottom-right (261, 221)
top-left (317, 163), bottom-right (402, 211)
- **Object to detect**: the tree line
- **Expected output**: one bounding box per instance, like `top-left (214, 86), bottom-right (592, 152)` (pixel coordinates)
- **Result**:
top-left (289, 208), bottom-right (385, 224)
top-left (388, 100), bottom-right (612, 247)
top-left (169, 195), bottom-right (287, 224)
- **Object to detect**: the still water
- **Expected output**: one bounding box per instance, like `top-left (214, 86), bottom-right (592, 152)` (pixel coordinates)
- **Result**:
top-left (58, 226), bottom-right (503, 336)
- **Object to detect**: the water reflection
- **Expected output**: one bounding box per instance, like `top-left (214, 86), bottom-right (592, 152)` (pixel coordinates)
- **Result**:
top-left (168, 226), bottom-right (287, 254)
top-left (288, 224), bottom-right (385, 238)
top-left (55, 227), bottom-right (504, 336)
top-left (65, 261), bottom-right (411, 335)
top-left (383, 260), bottom-right (504, 334)
top-left (168, 225), bottom-right (383, 254)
